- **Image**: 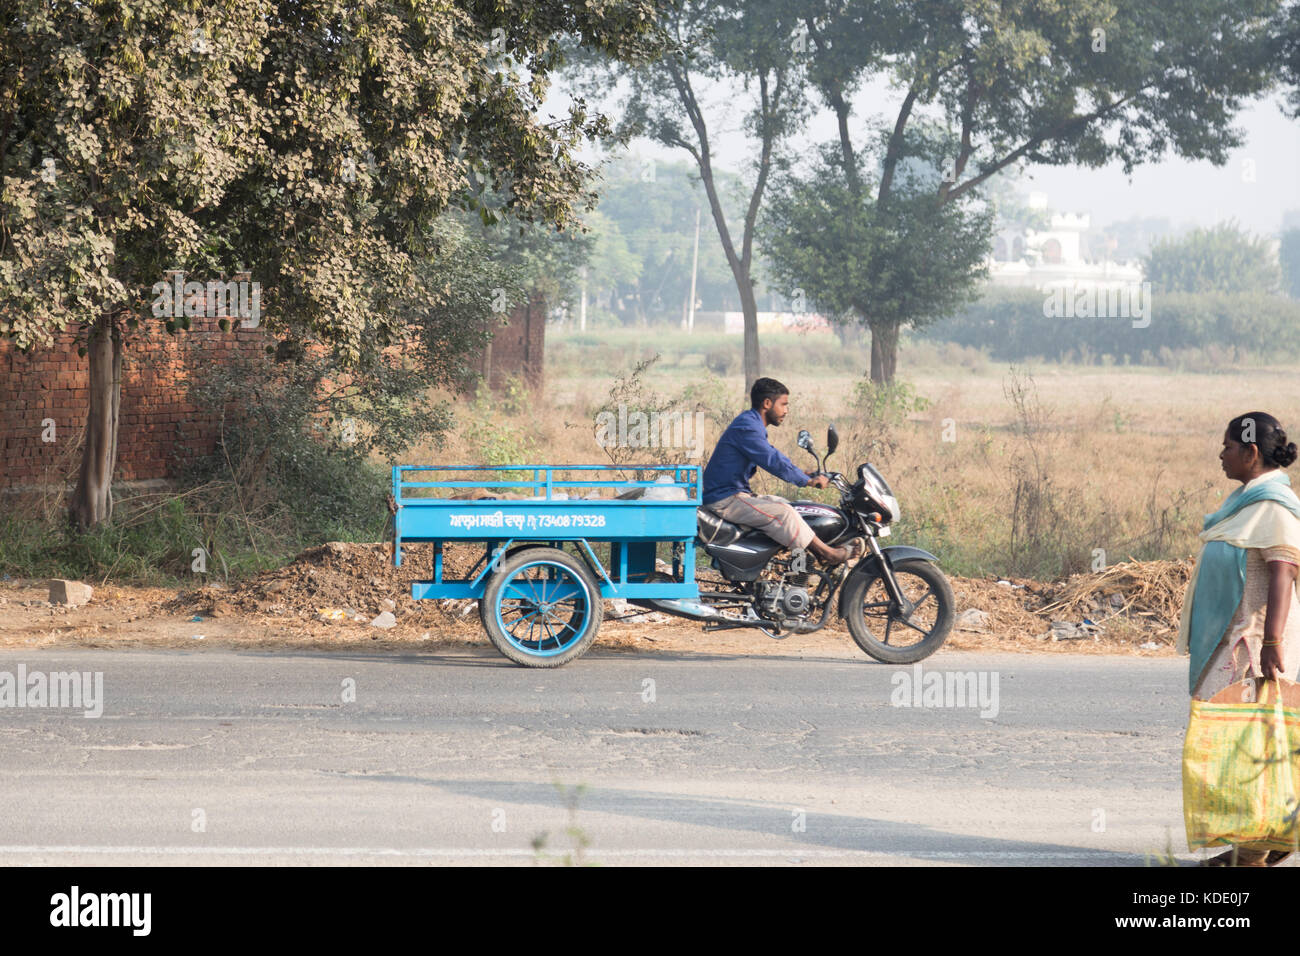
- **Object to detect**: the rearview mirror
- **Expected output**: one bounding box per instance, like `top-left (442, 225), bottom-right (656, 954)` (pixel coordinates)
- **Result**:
top-left (826, 423), bottom-right (839, 457)
top-left (797, 429), bottom-right (813, 452)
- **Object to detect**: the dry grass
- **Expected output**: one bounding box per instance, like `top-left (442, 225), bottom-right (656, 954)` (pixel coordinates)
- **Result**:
top-left (1038, 559), bottom-right (1194, 634)
top-left (410, 327), bottom-right (1300, 584)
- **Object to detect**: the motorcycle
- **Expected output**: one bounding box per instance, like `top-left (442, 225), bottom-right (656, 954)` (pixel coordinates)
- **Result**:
top-left (631, 424), bottom-right (954, 664)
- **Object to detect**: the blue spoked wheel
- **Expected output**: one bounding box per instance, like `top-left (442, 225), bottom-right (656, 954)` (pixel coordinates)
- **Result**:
top-left (482, 547), bottom-right (604, 667)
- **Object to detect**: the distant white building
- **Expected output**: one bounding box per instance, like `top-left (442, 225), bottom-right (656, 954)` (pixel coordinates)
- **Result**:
top-left (988, 192), bottom-right (1144, 293)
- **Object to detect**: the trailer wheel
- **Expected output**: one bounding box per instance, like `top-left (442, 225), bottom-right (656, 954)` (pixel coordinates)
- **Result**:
top-left (477, 544), bottom-right (569, 632)
top-left (482, 547), bottom-right (604, 667)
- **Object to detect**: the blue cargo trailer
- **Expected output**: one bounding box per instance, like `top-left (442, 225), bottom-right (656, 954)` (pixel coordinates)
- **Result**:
top-left (392, 464), bottom-right (699, 666)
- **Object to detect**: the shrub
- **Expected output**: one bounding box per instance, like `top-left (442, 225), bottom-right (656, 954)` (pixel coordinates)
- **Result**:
top-left (704, 347), bottom-right (735, 375)
top-left (178, 350), bottom-right (392, 565)
top-left (919, 287), bottom-right (1300, 363)
top-left (844, 378), bottom-right (932, 463)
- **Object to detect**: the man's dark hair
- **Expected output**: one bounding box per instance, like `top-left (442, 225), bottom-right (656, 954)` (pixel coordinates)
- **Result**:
top-left (750, 377), bottom-right (789, 409)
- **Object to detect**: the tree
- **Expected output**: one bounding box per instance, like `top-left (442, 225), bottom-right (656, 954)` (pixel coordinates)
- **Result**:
top-left (570, 0), bottom-right (811, 392)
top-left (474, 207), bottom-right (593, 326)
top-left (180, 213), bottom-right (529, 544)
top-left (1273, 4), bottom-right (1300, 300)
top-left (1281, 229), bottom-right (1300, 299)
top-left (763, 140), bottom-right (992, 381)
top-left (576, 208), bottom-right (641, 325)
top-left (1143, 222), bottom-right (1282, 296)
top-left (0, 0), bottom-right (661, 529)
top-left (786, 0), bottom-right (1282, 381)
top-left (1090, 217), bottom-right (1180, 265)
top-left (1277, 1), bottom-right (1300, 117)
top-left (585, 156), bottom-right (738, 326)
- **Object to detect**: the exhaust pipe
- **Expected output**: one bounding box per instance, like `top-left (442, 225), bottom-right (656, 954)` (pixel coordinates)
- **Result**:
top-left (628, 597), bottom-right (729, 622)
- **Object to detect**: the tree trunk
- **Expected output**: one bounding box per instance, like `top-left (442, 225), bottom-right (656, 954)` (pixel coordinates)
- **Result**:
top-left (868, 321), bottom-right (898, 384)
top-left (69, 317), bottom-right (123, 531)
top-left (835, 322), bottom-right (863, 348)
top-left (740, 282), bottom-right (761, 393)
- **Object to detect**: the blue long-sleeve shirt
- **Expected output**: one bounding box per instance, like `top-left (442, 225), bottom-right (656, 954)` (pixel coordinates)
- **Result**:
top-left (702, 408), bottom-right (810, 505)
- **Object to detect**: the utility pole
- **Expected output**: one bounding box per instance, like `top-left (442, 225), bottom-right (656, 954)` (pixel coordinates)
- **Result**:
top-left (578, 266), bottom-right (587, 332)
top-left (687, 206), bottom-right (700, 333)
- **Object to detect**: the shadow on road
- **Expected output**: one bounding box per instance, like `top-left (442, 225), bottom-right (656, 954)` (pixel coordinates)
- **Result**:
top-left (384, 777), bottom-right (1162, 866)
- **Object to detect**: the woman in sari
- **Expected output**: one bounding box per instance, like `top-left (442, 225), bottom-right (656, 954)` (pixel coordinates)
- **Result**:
top-left (1177, 411), bottom-right (1300, 866)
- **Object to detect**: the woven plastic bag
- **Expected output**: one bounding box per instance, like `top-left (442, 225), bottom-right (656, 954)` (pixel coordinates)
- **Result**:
top-left (1183, 677), bottom-right (1300, 852)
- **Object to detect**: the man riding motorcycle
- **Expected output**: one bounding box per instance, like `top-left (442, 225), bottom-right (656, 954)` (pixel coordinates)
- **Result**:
top-left (702, 377), bottom-right (866, 566)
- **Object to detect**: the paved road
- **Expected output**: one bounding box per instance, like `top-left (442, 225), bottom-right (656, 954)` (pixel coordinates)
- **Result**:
top-left (0, 646), bottom-right (1208, 865)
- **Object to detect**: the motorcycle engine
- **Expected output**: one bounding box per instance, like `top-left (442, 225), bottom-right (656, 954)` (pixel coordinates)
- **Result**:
top-left (757, 581), bottom-right (812, 620)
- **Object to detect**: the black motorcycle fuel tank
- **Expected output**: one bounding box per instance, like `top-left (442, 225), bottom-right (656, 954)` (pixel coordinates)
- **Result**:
top-left (789, 501), bottom-right (849, 542)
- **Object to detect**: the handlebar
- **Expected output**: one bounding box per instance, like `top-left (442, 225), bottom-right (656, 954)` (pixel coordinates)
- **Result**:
top-left (812, 470), bottom-right (852, 494)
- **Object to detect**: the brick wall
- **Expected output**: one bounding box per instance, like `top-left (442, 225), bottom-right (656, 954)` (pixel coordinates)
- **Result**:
top-left (2, 295), bottom-right (546, 491)
top-left (475, 291), bottom-right (546, 392)
top-left (0, 316), bottom-right (267, 489)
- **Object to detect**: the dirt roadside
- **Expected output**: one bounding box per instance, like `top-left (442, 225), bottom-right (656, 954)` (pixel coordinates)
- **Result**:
top-left (0, 543), bottom-right (1189, 659)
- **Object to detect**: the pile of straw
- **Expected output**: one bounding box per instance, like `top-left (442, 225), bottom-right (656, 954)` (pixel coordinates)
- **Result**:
top-left (1036, 558), bottom-right (1194, 633)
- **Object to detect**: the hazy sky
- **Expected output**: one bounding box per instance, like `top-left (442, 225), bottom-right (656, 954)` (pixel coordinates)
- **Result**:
top-left (591, 77), bottom-right (1300, 237)
top-left (1020, 97), bottom-right (1300, 233)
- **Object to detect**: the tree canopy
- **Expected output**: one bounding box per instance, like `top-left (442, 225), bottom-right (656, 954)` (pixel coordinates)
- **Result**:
top-left (1143, 222), bottom-right (1282, 296)
top-left (2, 0), bottom-right (663, 354)
top-left (762, 139), bottom-right (992, 359)
top-left (0, 0), bottom-right (663, 527)
top-left (768, 0), bottom-right (1284, 381)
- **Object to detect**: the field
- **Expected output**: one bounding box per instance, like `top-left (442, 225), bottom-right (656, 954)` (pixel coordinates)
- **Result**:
top-left (10, 323), bottom-right (1279, 658)
top-left (433, 326), bottom-right (1300, 582)
top-left (6, 323), bottom-right (1290, 657)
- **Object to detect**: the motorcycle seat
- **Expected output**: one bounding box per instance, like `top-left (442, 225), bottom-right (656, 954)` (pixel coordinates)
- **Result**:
top-left (695, 507), bottom-right (744, 547)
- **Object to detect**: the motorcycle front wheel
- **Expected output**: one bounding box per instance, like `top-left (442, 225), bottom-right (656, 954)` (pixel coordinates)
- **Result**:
top-left (842, 559), bottom-right (954, 664)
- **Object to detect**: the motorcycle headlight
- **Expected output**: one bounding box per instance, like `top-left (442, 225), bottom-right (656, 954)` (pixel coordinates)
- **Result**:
top-left (856, 464), bottom-right (899, 523)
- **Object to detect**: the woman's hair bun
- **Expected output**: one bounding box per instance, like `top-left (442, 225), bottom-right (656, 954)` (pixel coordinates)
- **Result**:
top-left (1226, 412), bottom-right (1295, 469)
